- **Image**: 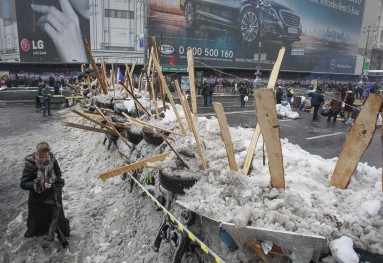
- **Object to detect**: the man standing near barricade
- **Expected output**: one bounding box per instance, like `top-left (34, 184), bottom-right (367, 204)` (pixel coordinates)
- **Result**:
top-left (208, 84), bottom-right (214, 105)
top-left (310, 88), bottom-right (324, 120)
top-left (201, 79), bottom-right (209, 106)
top-left (41, 83), bottom-right (52, 117)
top-left (343, 90), bottom-right (355, 124)
top-left (239, 83), bottom-right (248, 107)
top-left (327, 91), bottom-right (342, 122)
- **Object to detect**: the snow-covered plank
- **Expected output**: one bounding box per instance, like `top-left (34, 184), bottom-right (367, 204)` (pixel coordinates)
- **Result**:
top-left (331, 93), bottom-right (383, 189)
top-left (174, 80), bottom-right (189, 136)
top-left (254, 89), bottom-right (285, 189)
top-left (100, 152), bottom-right (171, 181)
top-left (213, 102), bottom-right (238, 171)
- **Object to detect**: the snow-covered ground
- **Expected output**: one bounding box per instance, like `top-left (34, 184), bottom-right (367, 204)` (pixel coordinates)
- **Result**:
top-left (0, 93), bottom-right (382, 263)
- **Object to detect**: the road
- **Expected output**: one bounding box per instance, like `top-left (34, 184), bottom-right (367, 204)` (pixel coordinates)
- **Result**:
top-left (1, 93), bottom-right (381, 168)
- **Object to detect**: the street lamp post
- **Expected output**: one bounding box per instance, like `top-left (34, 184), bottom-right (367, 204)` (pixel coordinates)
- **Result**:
top-left (361, 25), bottom-right (377, 82)
top-left (255, 0), bottom-right (265, 88)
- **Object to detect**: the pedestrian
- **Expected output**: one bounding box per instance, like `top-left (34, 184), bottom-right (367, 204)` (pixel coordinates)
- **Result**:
top-left (208, 84), bottom-right (214, 105)
top-left (327, 91), bottom-right (342, 122)
top-left (35, 81), bottom-right (44, 112)
top-left (343, 90), bottom-right (355, 124)
top-left (201, 80), bottom-right (209, 106)
top-left (20, 141), bottom-right (70, 248)
top-left (310, 89), bottom-right (324, 120)
top-left (41, 83), bottom-right (52, 117)
top-left (275, 86), bottom-right (283, 104)
top-left (286, 86), bottom-right (295, 104)
top-left (239, 84), bottom-right (248, 107)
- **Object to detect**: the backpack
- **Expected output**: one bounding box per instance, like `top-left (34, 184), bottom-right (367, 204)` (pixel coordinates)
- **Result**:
top-left (289, 88), bottom-right (295, 95)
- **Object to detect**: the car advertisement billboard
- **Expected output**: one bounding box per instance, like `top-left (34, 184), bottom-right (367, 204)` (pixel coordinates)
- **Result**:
top-left (15, 0), bottom-right (90, 63)
top-left (149, 0), bottom-right (365, 74)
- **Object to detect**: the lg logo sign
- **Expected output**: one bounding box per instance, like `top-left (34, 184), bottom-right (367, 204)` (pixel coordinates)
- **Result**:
top-left (20, 38), bottom-right (44, 52)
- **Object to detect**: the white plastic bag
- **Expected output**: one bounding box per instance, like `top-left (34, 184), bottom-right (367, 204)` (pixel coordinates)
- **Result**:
top-left (244, 95), bottom-right (249, 102)
top-left (377, 113), bottom-right (382, 126)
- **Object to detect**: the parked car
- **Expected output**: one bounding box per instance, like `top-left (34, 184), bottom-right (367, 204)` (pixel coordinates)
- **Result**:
top-left (180, 0), bottom-right (302, 46)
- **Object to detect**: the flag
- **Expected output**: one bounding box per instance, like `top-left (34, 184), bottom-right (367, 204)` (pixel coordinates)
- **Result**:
top-left (115, 64), bottom-right (124, 83)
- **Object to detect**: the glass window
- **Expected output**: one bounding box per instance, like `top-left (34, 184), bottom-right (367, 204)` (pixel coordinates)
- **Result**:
top-left (105, 9), bottom-right (134, 19)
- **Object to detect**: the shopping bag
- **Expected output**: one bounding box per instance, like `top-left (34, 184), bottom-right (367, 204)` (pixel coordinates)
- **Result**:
top-left (244, 95), bottom-right (249, 102)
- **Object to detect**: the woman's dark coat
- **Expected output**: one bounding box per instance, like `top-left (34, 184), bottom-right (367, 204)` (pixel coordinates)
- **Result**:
top-left (20, 153), bottom-right (70, 238)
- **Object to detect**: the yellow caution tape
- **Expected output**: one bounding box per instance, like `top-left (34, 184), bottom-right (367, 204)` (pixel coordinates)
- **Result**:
top-left (128, 173), bottom-right (225, 263)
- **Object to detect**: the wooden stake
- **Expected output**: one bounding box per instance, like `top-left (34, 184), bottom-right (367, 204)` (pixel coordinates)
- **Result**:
top-left (151, 37), bottom-right (167, 111)
top-left (187, 49), bottom-right (198, 121)
top-left (61, 121), bottom-right (119, 136)
top-left (174, 80), bottom-right (190, 135)
top-left (330, 93), bottom-right (383, 189)
top-left (242, 126), bottom-right (261, 175)
top-left (254, 89), bottom-right (285, 189)
top-left (82, 37), bottom-right (108, 94)
top-left (150, 63), bottom-right (160, 119)
top-left (213, 102), bottom-right (238, 171)
top-left (94, 105), bottom-right (131, 149)
top-left (242, 47), bottom-right (285, 176)
top-left (182, 89), bottom-right (207, 170)
top-left (120, 84), bottom-right (151, 116)
top-left (249, 241), bottom-right (269, 263)
top-left (123, 112), bottom-right (184, 137)
top-left (72, 109), bottom-right (113, 131)
top-left (100, 152), bottom-right (171, 181)
top-left (152, 55), bottom-right (187, 136)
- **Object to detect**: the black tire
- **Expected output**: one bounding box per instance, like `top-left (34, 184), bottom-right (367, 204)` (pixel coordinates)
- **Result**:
top-left (184, 1), bottom-right (198, 30)
top-left (126, 129), bottom-right (143, 145)
top-left (142, 129), bottom-right (169, 146)
top-left (239, 8), bottom-right (259, 43)
top-left (159, 171), bottom-right (198, 195)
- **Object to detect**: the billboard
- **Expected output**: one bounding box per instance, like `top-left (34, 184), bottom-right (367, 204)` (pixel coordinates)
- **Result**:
top-left (148, 0), bottom-right (366, 74)
top-left (15, 0), bottom-right (90, 63)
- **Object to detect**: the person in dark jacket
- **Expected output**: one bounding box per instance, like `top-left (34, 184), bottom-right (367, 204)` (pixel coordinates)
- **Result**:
top-left (310, 89), bottom-right (324, 120)
top-left (20, 141), bottom-right (70, 248)
top-left (208, 85), bottom-right (214, 105)
top-left (327, 91), bottom-right (342, 122)
top-left (239, 84), bottom-right (248, 107)
top-left (201, 81), bottom-right (209, 106)
top-left (343, 90), bottom-right (355, 123)
top-left (276, 86), bottom-right (283, 104)
top-left (41, 84), bottom-right (52, 117)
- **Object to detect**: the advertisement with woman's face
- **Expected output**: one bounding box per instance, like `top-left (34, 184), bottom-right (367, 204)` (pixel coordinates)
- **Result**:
top-left (15, 0), bottom-right (90, 63)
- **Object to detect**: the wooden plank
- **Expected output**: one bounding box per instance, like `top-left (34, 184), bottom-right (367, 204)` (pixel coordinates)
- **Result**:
top-left (187, 49), bottom-right (198, 121)
top-left (382, 109), bottom-right (383, 193)
top-left (61, 121), bottom-right (118, 136)
top-left (242, 47), bottom-right (285, 176)
top-left (65, 96), bottom-right (84, 99)
top-left (151, 37), bottom-right (166, 111)
top-left (267, 47), bottom-right (285, 89)
top-left (122, 112), bottom-right (184, 137)
top-left (330, 93), bottom-right (383, 189)
top-left (182, 89), bottom-right (208, 170)
top-left (242, 125), bottom-right (261, 175)
top-left (82, 37), bottom-right (108, 94)
top-left (152, 55), bottom-right (187, 136)
top-left (72, 109), bottom-right (113, 131)
top-left (254, 89), bottom-right (285, 189)
top-left (150, 59), bottom-right (160, 118)
top-left (129, 63), bottom-right (135, 79)
top-left (94, 105), bottom-right (131, 148)
top-left (213, 102), bottom-right (238, 171)
top-left (174, 80), bottom-right (190, 135)
top-left (249, 241), bottom-right (269, 263)
top-left (100, 152), bottom-right (171, 181)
